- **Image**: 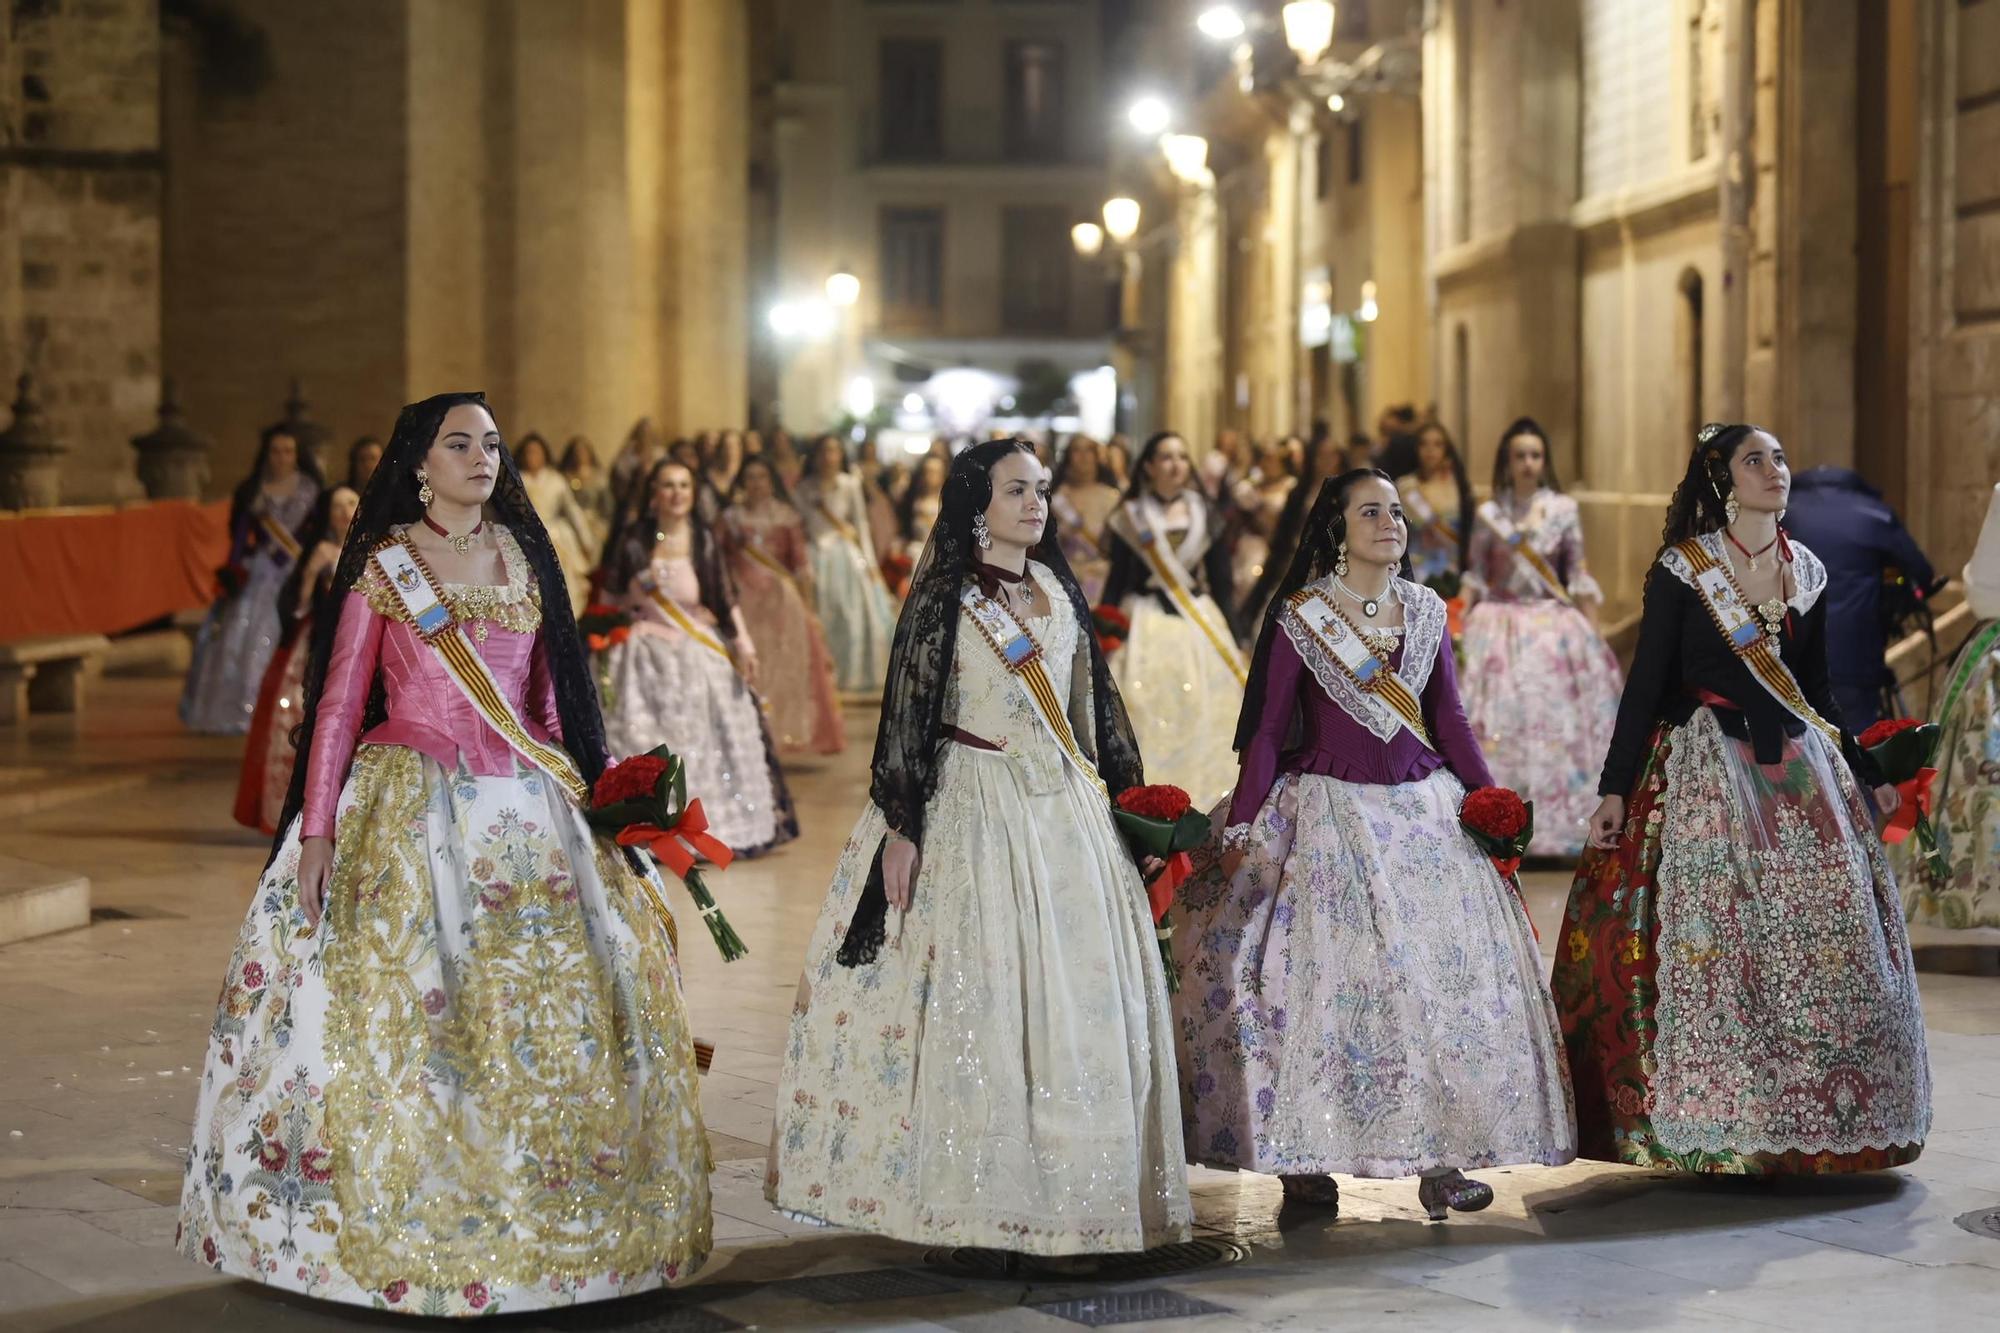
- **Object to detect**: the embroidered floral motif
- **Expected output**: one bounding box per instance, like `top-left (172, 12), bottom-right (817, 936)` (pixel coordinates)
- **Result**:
top-left (358, 525), bottom-right (542, 633)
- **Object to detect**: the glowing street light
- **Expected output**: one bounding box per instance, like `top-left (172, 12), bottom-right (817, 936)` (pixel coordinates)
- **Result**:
top-left (1326, 92), bottom-right (1345, 113)
top-left (1126, 95), bottom-right (1172, 136)
top-left (1161, 133), bottom-right (1210, 184)
top-left (1357, 279), bottom-right (1379, 323)
top-left (1102, 196), bottom-right (1141, 244)
top-left (1070, 221), bottom-right (1105, 258)
top-left (1196, 6), bottom-right (1246, 40)
top-left (825, 268), bottom-right (860, 307)
top-left (1282, 1), bottom-right (1336, 66)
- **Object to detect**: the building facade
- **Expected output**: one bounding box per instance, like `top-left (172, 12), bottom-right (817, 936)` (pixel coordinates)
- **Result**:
top-left (756, 0), bottom-right (1121, 439)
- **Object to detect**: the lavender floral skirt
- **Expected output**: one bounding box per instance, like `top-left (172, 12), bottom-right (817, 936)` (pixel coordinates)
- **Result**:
top-left (1173, 768), bottom-right (1576, 1177)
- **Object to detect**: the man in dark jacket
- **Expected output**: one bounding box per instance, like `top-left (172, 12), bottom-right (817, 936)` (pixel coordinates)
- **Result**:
top-left (1782, 466), bottom-right (1936, 731)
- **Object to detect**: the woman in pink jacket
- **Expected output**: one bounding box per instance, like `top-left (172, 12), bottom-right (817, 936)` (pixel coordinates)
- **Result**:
top-left (175, 392), bottom-right (712, 1317)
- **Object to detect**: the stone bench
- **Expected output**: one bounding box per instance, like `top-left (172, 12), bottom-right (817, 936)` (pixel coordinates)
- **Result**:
top-left (0, 633), bottom-right (112, 725)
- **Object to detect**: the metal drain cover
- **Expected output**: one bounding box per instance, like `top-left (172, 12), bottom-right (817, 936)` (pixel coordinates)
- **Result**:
top-left (1954, 1207), bottom-right (2000, 1241)
top-left (925, 1238), bottom-right (1247, 1281)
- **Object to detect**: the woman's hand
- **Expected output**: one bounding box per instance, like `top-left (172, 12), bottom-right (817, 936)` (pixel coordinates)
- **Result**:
top-left (1586, 795), bottom-right (1625, 850)
top-left (883, 836), bottom-right (921, 912)
top-left (297, 836), bottom-right (334, 928)
top-left (1874, 784), bottom-right (1901, 819)
top-left (1138, 855), bottom-right (1164, 881)
top-left (737, 647), bottom-right (760, 688)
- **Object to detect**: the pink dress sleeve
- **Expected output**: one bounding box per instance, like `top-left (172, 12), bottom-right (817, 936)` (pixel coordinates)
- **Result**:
top-left (300, 591), bottom-right (385, 839)
top-left (1225, 630), bottom-right (1304, 830)
top-left (526, 631), bottom-right (562, 742)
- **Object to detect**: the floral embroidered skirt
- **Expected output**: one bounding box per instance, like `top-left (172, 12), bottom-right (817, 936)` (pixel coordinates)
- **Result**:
top-left (177, 744), bottom-right (713, 1317)
top-left (1110, 595), bottom-right (1245, 812)
top-left (765, 746), bottom-right (1191, 1254)
top-left (1899, 621), bottom-right (2000, 930)
top-left (1173, 768), bottom-right (1576, 1178)
top-left (808, 532), bottom-right (895, 693)
top-left (600, 626), bottom-right (799, 858)
top-left (1553, 707), bottom-right (1931, 1174)
top-left (1459, 598), bottom-right (1622, 856)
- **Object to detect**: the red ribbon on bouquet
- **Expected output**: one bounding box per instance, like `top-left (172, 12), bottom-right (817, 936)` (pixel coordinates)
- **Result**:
top-left (615, 798), bottom-right (736, 878)
top-left (1882, 767), bottom-right (1937, 844)
top-left (1146, 851), bottom-right (1193, 922)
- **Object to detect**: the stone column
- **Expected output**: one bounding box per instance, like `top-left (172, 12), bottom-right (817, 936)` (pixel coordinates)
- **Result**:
top-left (130, 379), bottom-right (214, 500)
top-left (0, 374), bottom-right (65, 509)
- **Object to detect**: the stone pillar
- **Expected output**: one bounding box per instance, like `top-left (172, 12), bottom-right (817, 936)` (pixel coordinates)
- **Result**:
top-left (130, 378), bottom-right (214, 499)
top-left (0, 374), bottom-right (65, 509)
top-left (274, 379), bottom-right (334, 479)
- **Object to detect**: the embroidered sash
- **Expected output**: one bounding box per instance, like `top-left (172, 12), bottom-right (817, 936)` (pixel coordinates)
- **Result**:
top-left (1478, 502), bottom-right (1573, 606)
top-left (1284, 588), bottom-right (1433, 747)
top-left (371, 539), bottom-right (590, 805)
top-left (958, 583), bottom-right (1106, 796)
top-left (739, 538), bottom-right (803, 595)
top-left (1670, 536), bottom-right (1841, 746)
top-left (258, 510), bottom-right (303, 562)
top-left (1399, 484), bottom-right (1461, 554)
top-left (1113, 502), bottom-right (1248, 685)
top-left (641, 576), bottom-right (734, 664)
top-left (816, 493), bottom-right (890, 590)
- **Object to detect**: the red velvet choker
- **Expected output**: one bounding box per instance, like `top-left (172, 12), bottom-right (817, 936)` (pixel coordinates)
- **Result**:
top-left (971, 558), bottom-right (1025, 601)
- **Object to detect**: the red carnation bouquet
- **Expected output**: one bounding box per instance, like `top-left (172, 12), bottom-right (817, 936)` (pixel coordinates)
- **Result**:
top-left (1460, 785), bottom-right (1537, 935)
top-left (1092, 604), bottom-right (1131, 656)
top-left (578, 603), bottom-right (634, 653)
top-left (1111, 784), bottom-right (1210, 993)
top-left (587, 746), bottom-right (747, 960)
top-left (1859, 716), bottom-right (1945, 878)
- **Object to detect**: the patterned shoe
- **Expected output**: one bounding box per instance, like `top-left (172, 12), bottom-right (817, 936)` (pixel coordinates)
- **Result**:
top-left (1279, 1174), bottom-right (1341, 1209)
top-left (1417, 1170), bottom-right (1493, 1221)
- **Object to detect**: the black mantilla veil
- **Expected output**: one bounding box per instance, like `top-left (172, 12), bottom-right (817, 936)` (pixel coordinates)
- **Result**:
top-left (836, 437), bottom-right (1145, 967)
top-left (1234, 467), bottom-right (1413, 754)
top-left (230, 421), bottom-right (328, 534)
top-left (269, 391), bottom-right (613, 866)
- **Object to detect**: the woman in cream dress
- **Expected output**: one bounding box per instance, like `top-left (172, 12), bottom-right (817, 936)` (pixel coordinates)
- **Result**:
top-left (796, 434), bottom-right (897, 692)
top-left (767, 439), bottom-right (1189, 1256)
top-left (516, 432), bottom-right (598, 615)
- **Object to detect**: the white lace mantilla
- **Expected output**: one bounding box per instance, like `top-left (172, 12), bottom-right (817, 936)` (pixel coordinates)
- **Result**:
top-left (1658, 531), bottom-right (1827, 615)
top-left (1280, 578), bottom-right (1444, 742)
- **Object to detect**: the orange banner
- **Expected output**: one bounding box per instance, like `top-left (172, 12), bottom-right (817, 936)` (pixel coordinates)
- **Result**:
top-left (0, 500), bottom-right (231, 639)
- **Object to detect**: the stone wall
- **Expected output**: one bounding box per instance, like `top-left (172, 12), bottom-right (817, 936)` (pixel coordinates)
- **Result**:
top-left (1, 0), bottom-right (161, 504)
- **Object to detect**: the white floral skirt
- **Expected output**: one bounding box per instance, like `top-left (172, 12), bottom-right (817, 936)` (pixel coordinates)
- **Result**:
top-left (600, 627), bottom-right (797, 857)
top-left (1174, 768), bottom-right (1576, 1177)
top-left (1110, 595), bottom-right (1245, 811)
top-left (1459, 598), bottom-right (1623, 856)
top-left (176, 745), bottom-right (712, 1317)
top-left (766, 746), bottom-right (1192, 1254)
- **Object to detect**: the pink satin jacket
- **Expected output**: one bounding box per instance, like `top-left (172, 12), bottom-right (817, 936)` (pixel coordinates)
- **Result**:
top-left (300, 533), bottom-right (560, 839)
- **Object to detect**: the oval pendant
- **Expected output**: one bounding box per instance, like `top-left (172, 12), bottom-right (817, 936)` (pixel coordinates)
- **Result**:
top-left (1363, 599), bottom-right (1379, 617)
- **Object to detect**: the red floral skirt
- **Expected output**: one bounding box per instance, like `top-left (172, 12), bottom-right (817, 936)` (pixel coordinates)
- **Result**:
top-left (1551, 717), bottom-right (1928, 1175)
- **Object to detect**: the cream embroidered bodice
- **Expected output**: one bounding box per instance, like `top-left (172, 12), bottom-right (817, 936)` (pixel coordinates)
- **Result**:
top-left (943, 562), bottom-right (1090, 796)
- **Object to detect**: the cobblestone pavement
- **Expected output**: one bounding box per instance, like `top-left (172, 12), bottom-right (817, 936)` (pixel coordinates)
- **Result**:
top-left (3, 678), bottom-right (1998, 1331)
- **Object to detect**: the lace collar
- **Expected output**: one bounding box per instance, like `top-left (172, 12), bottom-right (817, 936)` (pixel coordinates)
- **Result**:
top-left (1659, 530), bottom-right (1827, 615)
top-left (1280, 576), bottom-right (1445, 742)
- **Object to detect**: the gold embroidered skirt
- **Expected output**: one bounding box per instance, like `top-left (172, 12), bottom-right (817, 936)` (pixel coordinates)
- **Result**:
top-left (176, 744), bottom-right (712, 1317)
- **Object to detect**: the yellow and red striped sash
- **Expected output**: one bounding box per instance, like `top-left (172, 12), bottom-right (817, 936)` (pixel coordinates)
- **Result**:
top-left (1671, 536), bottom-right (1840, 746)
top-left (1284, 586), bottom-right (1432, 747)
top-left (959, 583), bottom-right (1106, 796)
top-left (1111, 503), bottom-right (1248, 685)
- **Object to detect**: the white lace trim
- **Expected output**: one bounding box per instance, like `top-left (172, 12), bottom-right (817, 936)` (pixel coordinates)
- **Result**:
top-left (1660, 530), bottom-right (1826, 616)
top-left (1279, 577), bottom-right (1443, 744)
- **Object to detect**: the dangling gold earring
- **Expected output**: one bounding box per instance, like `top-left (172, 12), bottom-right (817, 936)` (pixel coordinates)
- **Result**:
top-left (1724, 494), bottom-right (1740, 525)
top-left (416, 469), bottom-right (434, 508)
top-left (1334, 540), bottom-right (1349, 577)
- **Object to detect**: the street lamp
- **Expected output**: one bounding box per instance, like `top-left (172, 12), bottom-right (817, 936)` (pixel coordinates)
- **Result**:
top-left (1126, 95), bottom-right (1172, 136)
top-left (1197, 6), bottom-right (1246, 40)
top-left (1161, 133), bottom-right (1211, 184)
top-left (1357, 279), bottom-right (1379, 323)
top-left (825, 267), bottom-right (860, 307)
top-left (1102, 196), bottom-right (1141, 244)
top-left (1282, 1), bottom-right (1336, 66)
top-left (1070, 221), bottom-right (1105, 258)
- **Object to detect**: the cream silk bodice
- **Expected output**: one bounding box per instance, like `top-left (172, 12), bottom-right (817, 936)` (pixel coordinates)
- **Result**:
top-left (943, 562), bottom-right (1093, 797)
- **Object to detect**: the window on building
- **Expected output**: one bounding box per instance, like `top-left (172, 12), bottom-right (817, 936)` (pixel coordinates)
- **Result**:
top-left (879, 39), bottom-right (943, 161)
top-left (1001, 207), bottom-right (1071, 333)
top-left (880, 207), bottom-right (945, 330)
top-left (1003, 40), bottom-right (1066, 161)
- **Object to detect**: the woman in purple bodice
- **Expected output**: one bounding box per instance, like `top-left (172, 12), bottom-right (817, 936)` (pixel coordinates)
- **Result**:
top-left (1172, 469), bottom-right (1575, 1221)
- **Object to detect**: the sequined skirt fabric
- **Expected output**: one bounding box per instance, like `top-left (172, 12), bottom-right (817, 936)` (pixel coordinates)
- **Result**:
top-left (176, 745), bottom-right (713, 1316)
top-left (180, 560), bottom-right (289, 735)
top-left (1174, 768), bottom-right (1577, 1177)
top-left (765, 745), bottom-right (1192, 1254)
top-left (1110, 594), bottom-right (1245, 811)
